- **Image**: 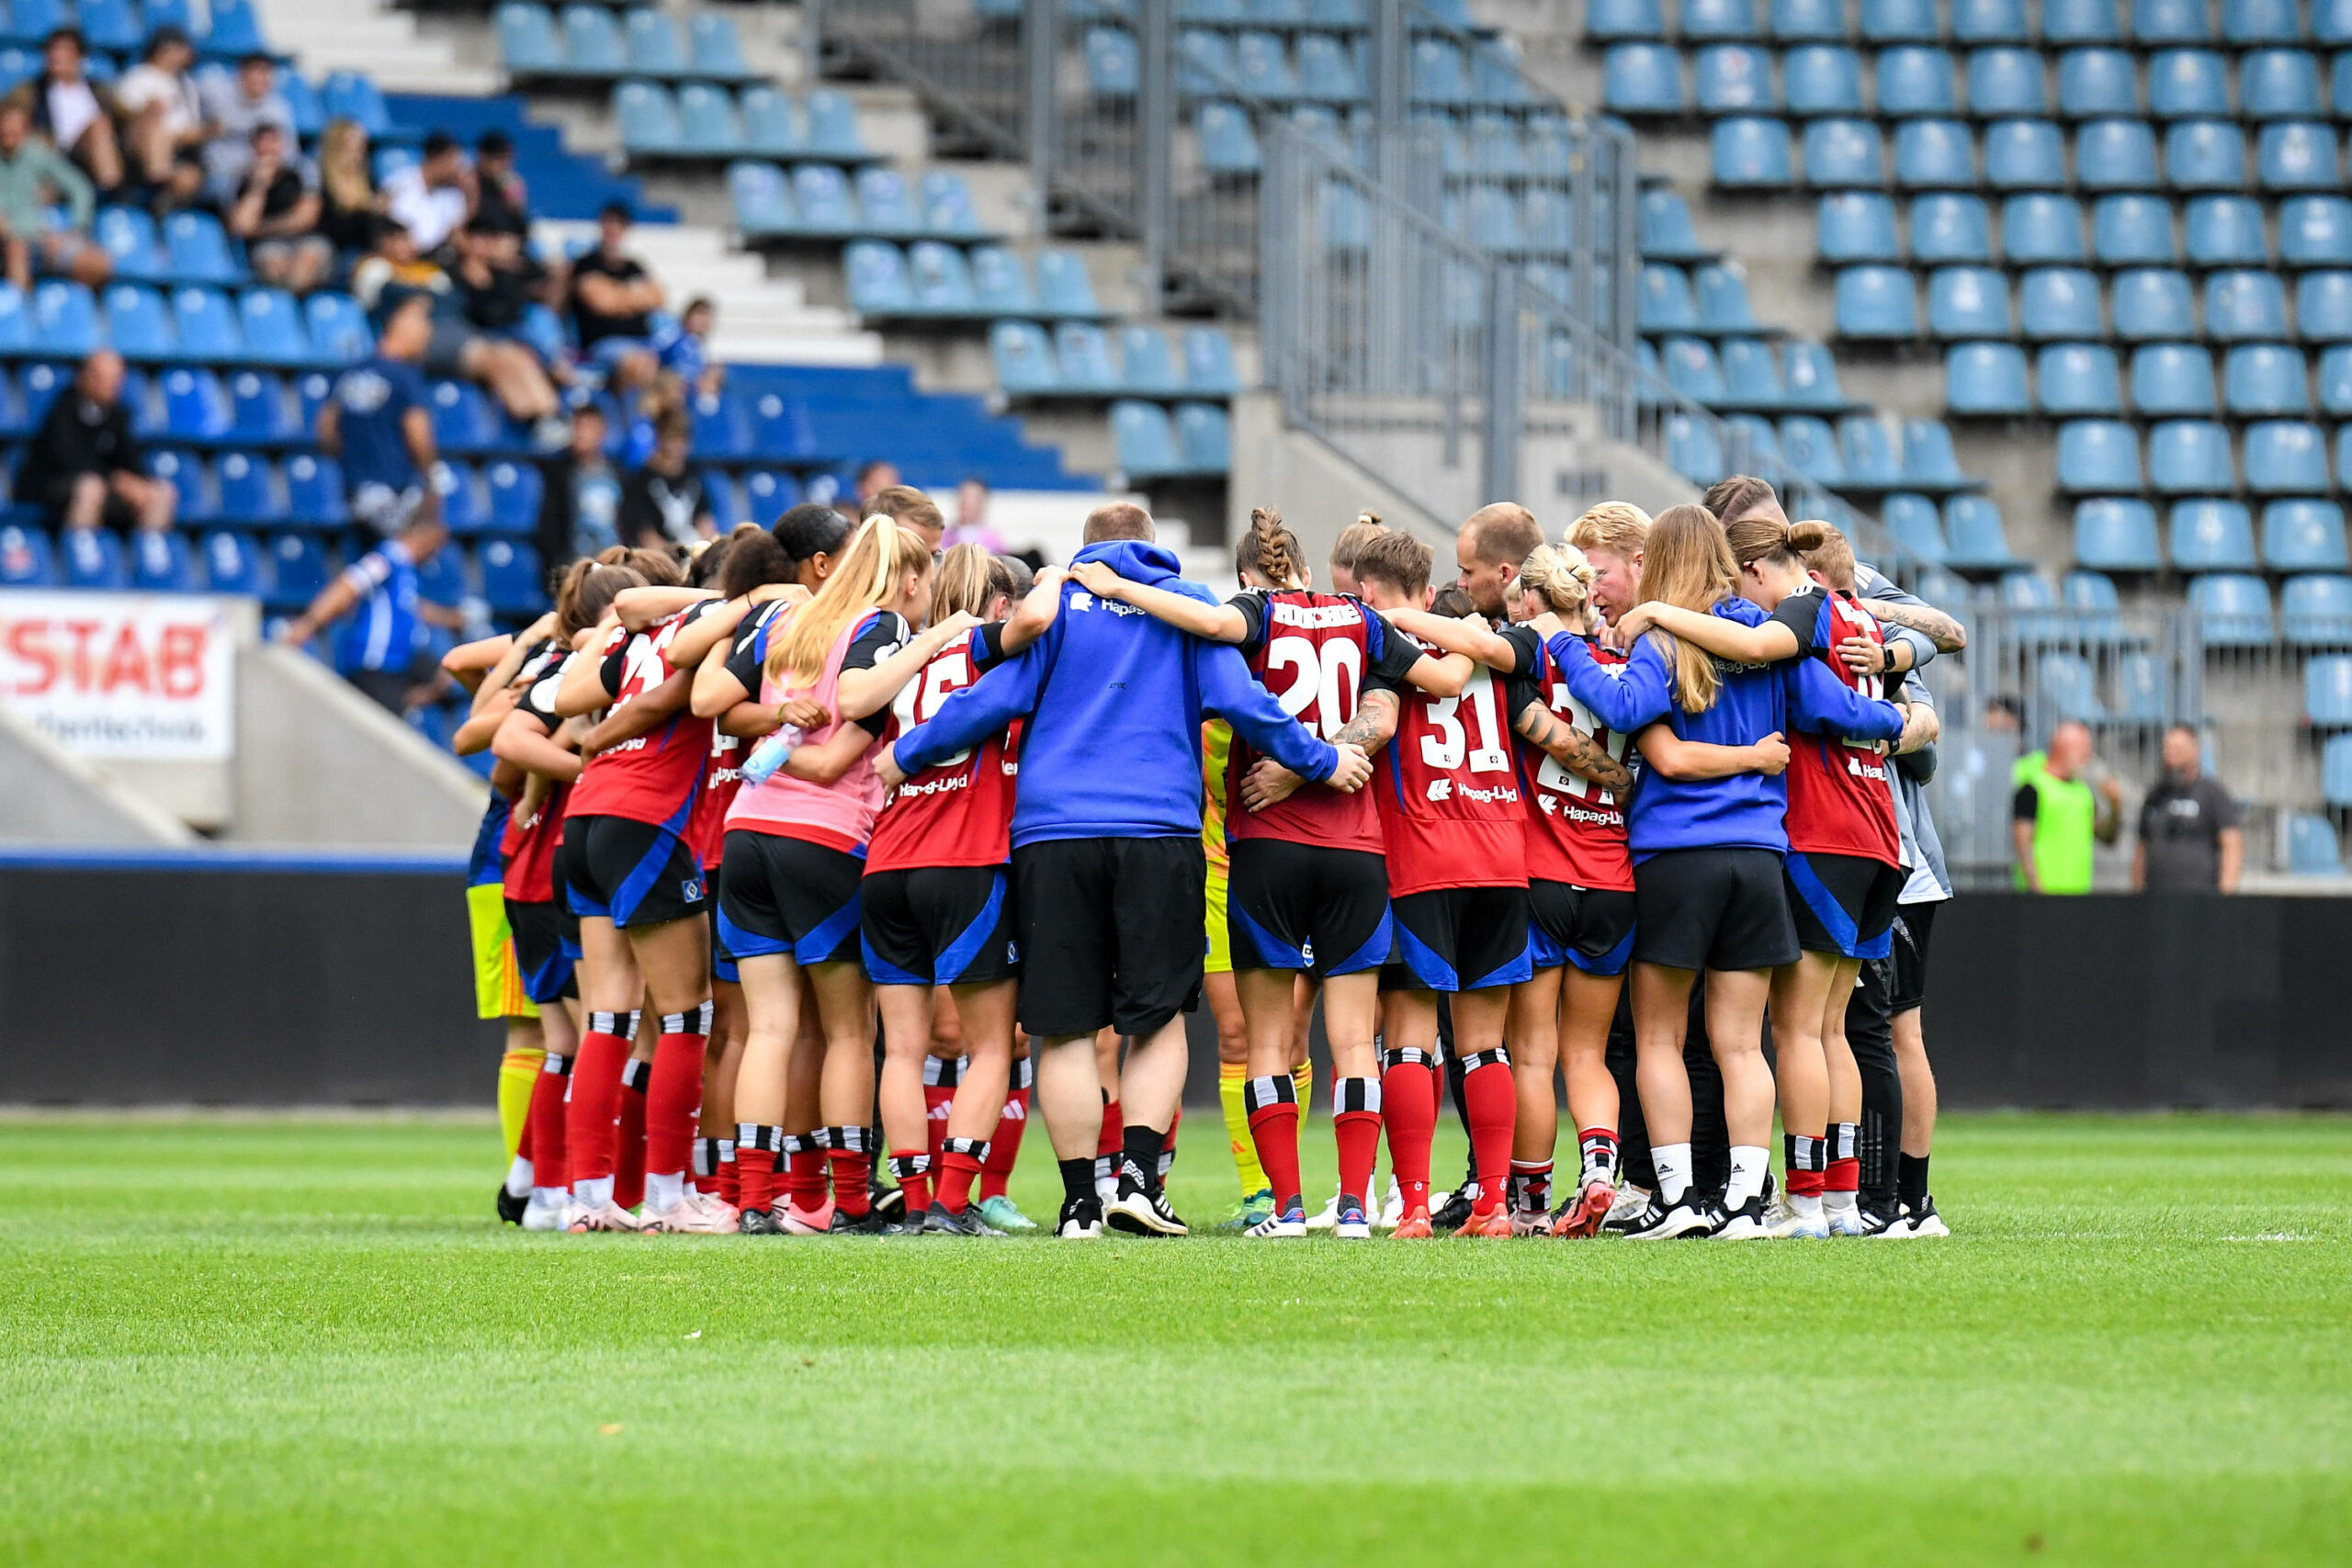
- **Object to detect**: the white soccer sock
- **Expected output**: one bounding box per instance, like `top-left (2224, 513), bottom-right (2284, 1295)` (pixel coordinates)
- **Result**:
top-left (1823, 1189), bottom-right (1858, 1214)
top-left (1727, 1145), bottom-right (1770, 1208)
top-left (1792, 1191), bottom-right (1824, 1218)
top-left (532, 1185), bottom-right (569, 1206)
top-left (504, 1155), bottom-right (534, 1198)
top-left (1653, 1143), bottom-right (1692, 1204)
top-left (574, 1175), bottom-right (615, 1208)
top-left (644, 1171), bottom-right (685, 1211)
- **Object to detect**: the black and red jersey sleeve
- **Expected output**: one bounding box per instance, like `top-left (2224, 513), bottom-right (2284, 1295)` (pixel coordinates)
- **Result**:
top-left (839, 612), bottom-right (910, 736)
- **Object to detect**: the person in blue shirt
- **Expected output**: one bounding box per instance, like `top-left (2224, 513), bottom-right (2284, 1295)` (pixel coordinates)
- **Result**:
top-left (281, 288), bottom-right (459, 711)
top-left (1549, 503), bottom-right (1905, 1242)
top-left (876, 502), bottom-right (1374, 1240)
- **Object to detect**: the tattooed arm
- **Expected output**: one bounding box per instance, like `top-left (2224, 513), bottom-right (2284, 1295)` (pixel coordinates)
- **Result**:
top-left (1513, 703), bottom-right (1634, 795)
top-left (1861, 592), bottom-right (1967, 653)
top-left (1238, 689), bottom-right (1400, 812)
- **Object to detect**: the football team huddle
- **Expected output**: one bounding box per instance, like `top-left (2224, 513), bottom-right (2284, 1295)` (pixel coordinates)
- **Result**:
top-left (447, 473), bottom-right (1960, 1244)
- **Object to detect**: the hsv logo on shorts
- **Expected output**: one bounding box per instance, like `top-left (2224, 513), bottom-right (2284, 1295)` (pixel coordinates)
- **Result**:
top-left (681, 876), bottom-right (705, 904)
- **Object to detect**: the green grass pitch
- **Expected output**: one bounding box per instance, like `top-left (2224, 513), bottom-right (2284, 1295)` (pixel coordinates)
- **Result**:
top-left (3, 1111), bottom-right (2347, 1566)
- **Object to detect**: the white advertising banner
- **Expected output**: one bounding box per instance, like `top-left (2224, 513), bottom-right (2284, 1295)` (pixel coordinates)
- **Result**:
top-left (0, 591), bottom-right (239, 761)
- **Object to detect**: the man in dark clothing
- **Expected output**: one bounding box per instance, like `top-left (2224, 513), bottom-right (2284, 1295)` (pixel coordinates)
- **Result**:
top-left (534, 401), bottom-right (619, 570)
top-left (568, 200), bottom-right (662, 391)
top-left (2134, 725), bottom-right (2244, 894)
top-left (472, 129), bottom-right (529, 233)
top-left (17, 350), bottom-right (175, 532)
top-left (616, 413), bottom-right (711, 547)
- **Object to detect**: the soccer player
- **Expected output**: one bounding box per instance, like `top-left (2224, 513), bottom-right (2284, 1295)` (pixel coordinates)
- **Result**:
top-left (879, 502), bottom-right (1368, 1240)
top-left (1382, 543), bottom-right (1639, 1236)
top-left (1553, 505), bottom-right (1905, 1239)
top-left (708, 518), bottom-right (978, 1234)
top-left (865, 545), bottom-right (1060, 1235)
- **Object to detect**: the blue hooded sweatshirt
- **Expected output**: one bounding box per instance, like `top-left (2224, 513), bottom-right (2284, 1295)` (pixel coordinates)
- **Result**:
top-left (1549, 598), bottom-right (1905, 859)
top-left (893, 540), bottom-right (1342, 848)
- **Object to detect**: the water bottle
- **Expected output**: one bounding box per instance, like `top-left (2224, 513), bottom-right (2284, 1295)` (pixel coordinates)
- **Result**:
top-left (738, 725), bottom-right (802, 788)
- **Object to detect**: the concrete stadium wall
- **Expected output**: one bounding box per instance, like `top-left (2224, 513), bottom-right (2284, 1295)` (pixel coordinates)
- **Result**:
top-left (0, 708), bottom-right (196, 848)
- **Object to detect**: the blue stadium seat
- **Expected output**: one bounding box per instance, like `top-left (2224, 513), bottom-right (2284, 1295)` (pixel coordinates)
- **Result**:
top-left (1928, 266), bottom-right (2012, 337)
top-left (2206, 271), bottom-right (2289, 342)
top-left (78, 0), bottom-right (142, 53)
top-left (1838, 414), bottom-right (1903, 484)
top-left (2036, 649), bottom-right (2107, 719)
top-left (1774, 0), bottom-right (1849, 39)
top-left (1116, 326), bottom-right (1182, 395)
top-left (206, 0), bottom-right (267, 54)
top-left (2051, 0), bottom-right (2127, 47)
top-left (263, 533), bottom-right (328, 611)
top-left (2064, 568), bottom-right (2129, 636)
top-left (2224, 0), bottom-right (2303, 45)
top-left (60, 525), bottom-right (129, 591)
top-left (2165, 119), bottom-right (2245, 189)
top-left (1784, 45), bottom-right (1863, 116)
top-left (2188, 572), bottom-right (2274, 645)
top-left (1893, 118), bottom-right (1973, 186)
top-left (1724, 413), bottom-right (1786, 470)
top-left (1819, 193), bottom-right (1899, 263)
top-left (2182, 196), bottom-right (2268, 266)
top-left (2003, 193), bottom-right (2086, 265)
top-left (2092, 193), bottom-right (2175, 265)
top-left (2019, 267), bottom-right (2103, 339)
top-left (855, 168), bottom-right (922, 234)
top-left (95, 206), bottom-right (164, 282)
top-left (1836, 266), bottom-right (1918, 337)
top-left (740, 468), bottom-right (800, 522)
top-left (991, 320), bottom-right (1057, 396)
top-left (1181, 326), bottom-right (1240, 395)
top-left (436, 461), bottom-right (488, 536)
top-left (1662, 335), bottom-right (1730, 404)
top-left (105, 283), bottom-right (174, 357)
top-left (2057, 49), bottom-right (2140, 118)
top-left (174, 287), bottom-right (245, 362)
top-left (1054, 321), bottom-right (1120, 392)
top-left (2224, 343), bottom-right (2311, 415)
top-left (2135, 341), bottom-right (2220, 413)
top-left (1036, 249), bottom-right (1101, 316)
top-left (1712, 117), bottom-right (1792, 186)
top-left (148, 450), bottom-right (216, 525)
top-left (2284, 572), bottom-right (2352, 643)
top-left (2112, 267), bottom-right (2194, 340)
top-left (1236, 31), bottom-right (1300, 100)
top-left (1603, 44), bottom-right (1683, 113)
top-left (1085, 28), bottom-right (1139, 95)
top-left (484, 461), bottom-right (542, 536)
top-left (1589, 0), bottom-right (1667, 38)
top-left (198, 530), bottom-right (266, 597)
top-left (1683, 0), bottom-right (1761, 39)
top-left (1296, 34), bottom-right (1365, 102)
top-left (2244, 51), bottom-right (2325, 121)
top-left (284, 454), bottom-right (345, 525)
top-left (1639, 264), bottom-right (1699, 332)
top-left (1861, 0), bottom-right (1939, 42)
top-left (2075, 497), bottom-right (2163, 569)
top-left (2075, 118), bottom-right (2160, 189)
top-left (2281, 195), bottom-right (2352, 266)
top-left (806, 91), bottom-right (868, 159)
top-left (614, 81), bottom-right (683, 154)
top-left (1877, 48), bottom-right (1959, 116)
top-left (1954, 0), bottom-right (2031, 43)
top-left (1112, 400), bottom-right (1183, 477)
top-left (481, 538), bottom-right (547, 616)
top-left (918, 171), bottom-right (987, 238)
top-left (2171, 499), bottom-right (2258, 570)
top-left (299, 294), bottom-right (366, 366)
top-left (1408, 36), bottom-right (1470, 105)
top-left (427, 380), bottom-right (503, 455)
top-left (2113, 647), bottom-right (2168, 716)
top-left (0, 286), bottom-right (31, 354)
top-left (2266, 499), bottom-right (2350, 569)
top-left (2329, 734), bottom-right (2352, 802)
top-left (2284, 813), bottom-right (2345, 875)
top-left (0, 520), bottom-right (56, 587)
top-left (214, 451), bottom-right (285, 525)
top-left (2258, 121), bottom-right (2338, 191)
top-left (790, 165), bottom-right (856, 232)
top-left (2133, 0), bottom-right (2211, 43)
top-left (1801, 118), bottom-right (1880, 185)
top-left (2335, 51), bottom-right (2352, 117)
top-left (844, 242), bottom-right (913, 314)
top-left (2056, 418), bottom-right (2143, 490)
top-left (1640, 188), bottom-right (1709, 260)
top-left (1718, 338), bottom-right (1788, 407)
top-left (2321, 345), bottom-right (2352, 413)
top-left (1692, 46), bottom-right (1773, 115)
top-left (907, 241), bottom-right (982, 313)
top-left (2039, 342), bottom-right (2124, 413)
top-left (1967, 50), bottom-right (2046, 117)
top-left (690, 388), bottom-right (754, 461)
top-left (1882, 492), bottom-right (1949, 563)
top-left (735, 87), bottom-right (803, 157)
top-left (690, 14), bottom-right (752, 80)
top-left (1694, 264), bottom-right (1759, 331)
top-left (1903, 418), bottom-right (1967, 486)
top-left (562, 6), bottom-right (627, 74)
top-left (1984, 118), bottom-right (2065, 188)
top-left (2146, 49), bottom-right (2228, 119)
top-left (678, 83), bottom-right (747, 157)
top-left (162, 367), bottom-right (232, 442)
top-left (1667, 412), bottom-right (1726, 484)
top-left (1780, 414), bottom-right (1846, 482)
top-left (729, 162), bottom-right (794, 233)
top-left (1945, 495), bottom-right (2018, 568)
top-left (1781, 340), bottom-right (1849, 408)
top-left (1464, 186), bottom-right (1522, 251)
top-left (160, 212), bottom-right (237, 288)
top-left (1911, 193), bottom-right (1991, 264)
top-left (2298, 272), bottom-right (2352, 341)
top-left (2149, 418), bottom-right (2234, 491)
top-left (969, 245), bottom-right (1037, 313)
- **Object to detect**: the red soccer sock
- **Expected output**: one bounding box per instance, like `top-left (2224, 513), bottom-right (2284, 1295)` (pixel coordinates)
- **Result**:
top-left (645, 1008), bottom-right (709, 1187)
top-left (718, 1141), bottom-right (740, 1207)
top-left (1826, 1157), bottom-right (1860, 1195)
top-left (615, 1059), bottom-right (650, 1212)
top-left (1244, 1075), bottom-right (1303, 1213)
top-left (782, 1143), bottom-right (827, 1212)
top-left (889, 1150), bottom-right (932, 1214)
top-left (980, 1078), bottom-right (1029, 1201)
top-left (1827, 1121), bottom-right (1860, 1195)
top-left (735, 1125), bottom-right (779, 1214)
top-left (937, 1136), bottom-right (987, 1214)
top-left (1333, 1076), bottom-right (1381, 1207)
top-left (827, 1128), bottom-right (872, 1218)
top-left (563, 1016), bottom-right (634, 1188)
top-left (1380, 1052), bottom-right (1437, 1215)
top-left (1097, 1100), bottom-right (1124, 1159)
top-left (1460, 1054), bottom-right (1516, 1216)
top-left (527, 1054), bottom-right (571, 1192)
top-left (923, 1055), bottom-right (963, 1165)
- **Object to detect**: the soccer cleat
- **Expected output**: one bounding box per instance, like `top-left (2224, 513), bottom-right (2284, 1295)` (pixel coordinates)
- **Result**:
top-left (1712, 1196), bottom-right (1772, 1239)
top-left (1216, 1188), bottom-right (1276, 1234)
top-left (640, 1198), bottom-right (738, 1235)
top-left (1764, 1196), bottom-right (1830, 1240)
top-left (1055, 1196), bottom-right (1104, 1238)
top-left (1454, 1206), bottom-right (1515, 1238)
top-left (1549, 1177), bottom-right (1616, 1239)
top-left (1377, 1178), bottom-right (1404, 1231)
top-left (1243, 1201), bottom-right (1308, 1239)
top-left (1305, 1189), bottom-right (1342, 1232)
top-left (520, 1194), bottom-right (569, 1232)
top-left (1332, 1197), bottom-right (1371, 1239)
top-left (737, 1206), bottom-right (784, 1235)
top-left (1889, 1196), bottom-right (1949, 1238)
top-left (828, 1207), bottom-right (898, 1235)
top-left (871, 1175), bottom-right (907, 1226)
top-left (1825, 1201), bottom-right (1869, 1237)
top-left (779, 1198), bottom-right (834, 1236)
top-left (1510, 1209), bottom-right (1553, 1237)
top-left (922, 1202), bottom-right (1004, 1237)
top-left (1105, 1172), bottom-right (1189, 1237)
top-left (689, 1190), bottom-right (741, 1227)
top-left (1430, 1186), bottom-right (1475, 1233)
top-left (976, 1194), bottom-right (1038, 1234)
top-left (496, 1183), bottom-right (528, 1225)
top-left (1624, 1195), bottom-right (1713, 1241)
top-left (1600, 1184), bottom-right (1656, 1235)
top-left (1858, 1205), bottom-right (1900, 1236)
top-left (564, 1198), bottom-right (646, 1234)
top-left (1389, 1205), bottom-right (1434, 1239)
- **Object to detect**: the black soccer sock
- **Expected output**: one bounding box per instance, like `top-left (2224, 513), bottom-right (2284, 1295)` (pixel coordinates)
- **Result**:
top-left (1121, 1123), bottom-right (1165, 1191)
top-left (1057, 1156), bottom-right (1095, 1208)
top-left (1897, 1152), bottom-right (1931, 1210)
top-left (1848, 953), bottom-right (1904, 1214)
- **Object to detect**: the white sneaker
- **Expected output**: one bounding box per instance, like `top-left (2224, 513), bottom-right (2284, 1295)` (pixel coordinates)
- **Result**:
top-left (1891, 1196), bottom-right (1950, 1237)
top-left (689, 1190), bottom-right (741, 1228)
top-left (1244, 1204), bottom-right (1307, 1239)
top-left (1306, 1190), bottom-right (1343, 1232)
top-left (1627, 1195), bottom-right (1714, 1240)
top-left (1377, 1177), bottom-right (1404, 1231)
top-left (564, 1198), bottom-right (645, 1233)
top-left (639, 1198), bottom-right (735, 1235)
top-left (1712, 1196), bottom-right (1772, 1239)
top-left (1765, 1195), bottom-right (1829, 1240)
top-left (1600, 1184), bottom-right (1654, 1235)
top-left (1824, 1196), bottom-right (1868, 1237)
top-left (520, 1194), bottom-right (568, 1231)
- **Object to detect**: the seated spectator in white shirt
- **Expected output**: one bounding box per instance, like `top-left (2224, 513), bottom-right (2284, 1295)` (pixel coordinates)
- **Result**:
top-left (382, 131), bottom-right (475, 257)
top-left (5, 28), bottom-right (122, 193)
top-left (227, 123), bottom-right (334, 293)
top-left (114, 27), bottom-right (209, 209)
top-left (199, 51), bottom-right (293, 205)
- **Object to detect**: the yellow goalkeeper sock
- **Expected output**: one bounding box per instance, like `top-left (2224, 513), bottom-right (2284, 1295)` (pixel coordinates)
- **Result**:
top-left (498, 1044), bottom-right (545, 1159)
top-left (1220, 1061), bottom-right (1267, 1197)
top-left (1292, 1060), bottom-right (1314, 1115)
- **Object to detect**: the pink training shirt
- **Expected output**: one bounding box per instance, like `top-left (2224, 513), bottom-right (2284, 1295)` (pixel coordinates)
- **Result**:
top-left (723, 609), bottom-right (890, 855)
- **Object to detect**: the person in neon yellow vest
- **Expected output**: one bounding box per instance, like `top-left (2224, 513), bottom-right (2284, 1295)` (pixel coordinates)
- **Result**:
top-left (2010, 720), bottom-right (2123, 893)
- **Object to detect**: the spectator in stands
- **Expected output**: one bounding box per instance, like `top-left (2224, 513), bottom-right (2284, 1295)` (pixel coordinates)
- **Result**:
top-left (864, 483), bottom-right (944, 553)
top-left (0, 100), bottom-right (108, 292)
top-left (944, 475), bottom-right (1007, 553)
top-left (17, 350), bottom-right (175, 535)
top-left (9, 30), bottom-right (121, 194)
top-left (386, 132), bottom-right (476, 258)
top-left (535, 401), bottom-right (620, 569)
top-left (353, 218), bottom-right (562, 434)
top-left (226, 123), bottom-right (333, 294)
top-left (568, 200), bottom-right (662, 392)
top-left (113, 27), bottom-right (209, 211)
top-left (855, 457), bottom-right (900, 506)
top-left (313, 118), bottom-right (381, 259)
top-left (2134, 726), bottom-right (2244, 895)
top-left (472, 130), bottom-right (528, 233)
top-left (617, 411), bottom-right (712, 547)
top-left (1984, 694), bottom-right (2024, 733)
top-left (199, 51), bottom-right (292, 206)
top-left (650, 295), bottom-right (719, 399)
top-left (2013, 720), bottom-right (2124, 895)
